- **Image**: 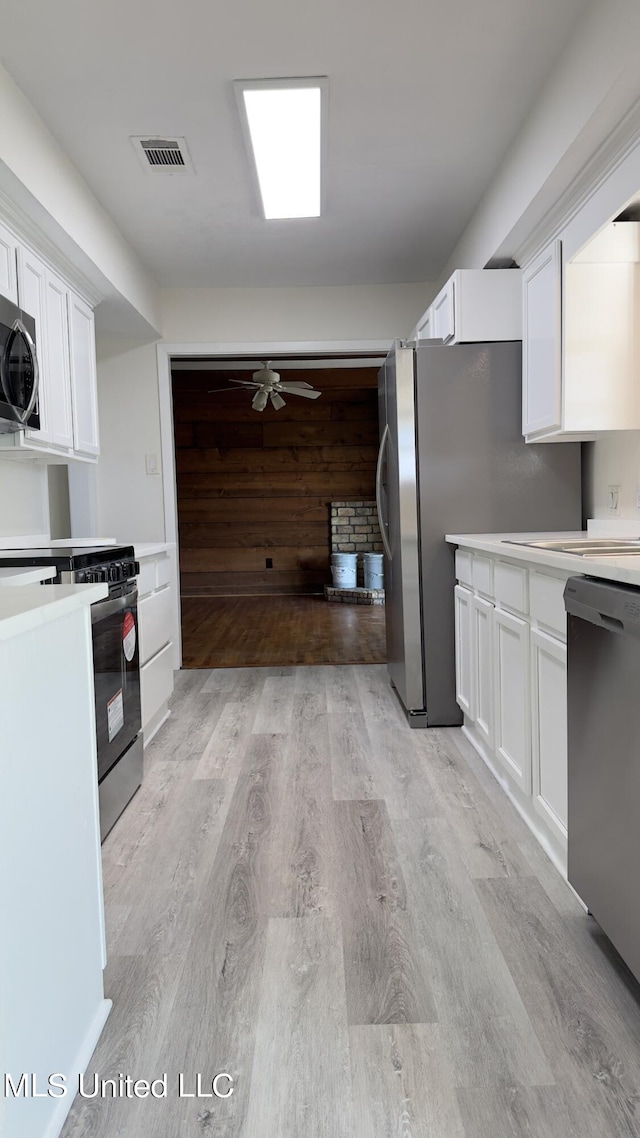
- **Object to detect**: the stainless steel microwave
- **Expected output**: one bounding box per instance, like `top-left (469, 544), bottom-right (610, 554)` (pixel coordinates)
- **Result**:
top-left (0, 293), bottom-right (40, 432)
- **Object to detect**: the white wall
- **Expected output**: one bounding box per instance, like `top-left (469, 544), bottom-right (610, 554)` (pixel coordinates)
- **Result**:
top-left (0, 63), bottom-right (160, 336)
top-left (0, 458), bottom-right (48, 538)
top-left (95, 341), bottom-right (165, 542)
top-left (160, 282), bottom-right (435, 344)
top-left (95, 282), bottom-right (435, 541)
top-left (583, 434), bottom-right (640, 520)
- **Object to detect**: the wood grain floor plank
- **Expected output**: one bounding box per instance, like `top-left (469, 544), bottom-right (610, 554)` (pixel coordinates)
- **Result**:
top-left (475, 876), bottom-right (640, 1135)
top-left (328, 709), bottom-right (376, 801)
top-left (413, 729), bottom-right (533, 878)
top-left (144, 688), bottom-right (223, 762)
top-left (456, 1084), bottom-right (612, 1138)
top-left (193, 699), bottom-right (259, 780)
top-left (350, 1023), bottom-right (465, 1138)
top-left (262, 695), bottom-right (337, 918)
top-left (251, 674), bottom-right (295, 734)
top-left (243, 916), bottom-right (353, 1137)
top-left (117, 733), bottom-right (279, 1137)
top-left (335, 799), bottom-right (437, 1025)
top-left (102, 758), bottom-right (199, 898)
top-left (114, 779), bottom-right (230, 956)
top-left (60, 951), bottom-right (185, 1138)
top-left (393, 816), bottom-right (554, 1087)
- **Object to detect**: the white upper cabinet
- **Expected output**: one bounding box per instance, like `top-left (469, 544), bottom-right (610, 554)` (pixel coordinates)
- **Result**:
top-left (68, 292), bottom-right (100, 457)
top-left (522, 240), bottom-right (563, 437)
top-left (413, 269), bottom-right (522, 345)
top-left (43, 268), bottom-right (74, 450)
top-left (431, 280), bottom-right (456, 341)
top-left (0, 228), bottom-right (100, 462)
top-left (17, 246), bottom-right (51, 445)
top-left (0, 221), bottom-right (18, 303)
top-left (523, 227), bottom-right (640, 441)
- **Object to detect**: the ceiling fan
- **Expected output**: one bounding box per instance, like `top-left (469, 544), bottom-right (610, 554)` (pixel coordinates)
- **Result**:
top-left (208, 362), bottom-right (322, 412)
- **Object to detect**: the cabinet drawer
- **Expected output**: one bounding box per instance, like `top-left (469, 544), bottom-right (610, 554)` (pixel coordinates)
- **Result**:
top-left (138, 585), bottom-right (172, 666)
top-left (530, 572), bottom-right (567, 639)
top-left (494, 561), bottom-right (528, 615)
top-left (137, 558), bottom-right (157, 598)
top-left (156, 555), bottom-right (171, 589)
top-left (140, 641), bottom-right (174, 729)
top-left (455, 549), bottom-right (473, 587)
top-left (472, 555), bottom-right (493, 598)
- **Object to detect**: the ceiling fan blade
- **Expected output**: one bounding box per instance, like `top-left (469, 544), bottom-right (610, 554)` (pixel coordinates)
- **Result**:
top-left (277, 384), bottom-right (321, 399)
top-left (207, 379), bottom-right (259, 392)
top-left (276, 380), bottom-right (313, 389)
top-left (270, 392), bottom-right (286, 410)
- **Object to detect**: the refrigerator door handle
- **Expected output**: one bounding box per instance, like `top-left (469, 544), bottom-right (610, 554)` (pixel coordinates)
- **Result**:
top-left (376, 422), bottom-right (393, 560)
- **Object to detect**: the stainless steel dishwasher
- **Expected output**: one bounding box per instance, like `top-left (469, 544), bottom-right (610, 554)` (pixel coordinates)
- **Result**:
top-left (564, 574), bottom-right (640, 982)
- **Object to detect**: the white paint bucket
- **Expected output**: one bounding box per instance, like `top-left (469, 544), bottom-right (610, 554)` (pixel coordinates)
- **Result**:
top-left (363, 552), bottom-right (384, 590)
top-left (331, 552), bottom-right (357, 589)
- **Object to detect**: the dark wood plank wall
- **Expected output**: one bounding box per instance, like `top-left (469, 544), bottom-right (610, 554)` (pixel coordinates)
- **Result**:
top-left (172, 368), bottom-right (380, 595)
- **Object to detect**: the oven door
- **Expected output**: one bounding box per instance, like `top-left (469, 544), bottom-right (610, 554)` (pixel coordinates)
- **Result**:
top-left (0, 296), bottom-right (40, 431)
top-left (91, 583), bottom-right (141, 783)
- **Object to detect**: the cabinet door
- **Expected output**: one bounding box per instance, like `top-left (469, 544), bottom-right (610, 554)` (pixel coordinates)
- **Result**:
top-left (416, 306), bottom-right (434, 341)
top-left (432, 281), bottom-right (455, 342)
top-left (531, 628), bottom-right (567, 842)
top-left (522, 240), bottom-right (562, 436)
top-left (17, 246), bottom-right (51, 444)
top-left (472, 595), bottom-right (494, 750)
top-left (43, 269), bottom-right (73, 450)
top-left (0, 221), bottom-right (18, 303)
top-left (493, 607), bottom-right (530, 792)
top-left (68, 291), bottom-right (100, 457)
top-left (454, 584), bottom-right (474, 718)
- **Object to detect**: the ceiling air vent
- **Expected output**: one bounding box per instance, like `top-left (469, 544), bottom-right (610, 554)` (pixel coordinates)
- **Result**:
top-left (130, 136), bottom-right (194, 174)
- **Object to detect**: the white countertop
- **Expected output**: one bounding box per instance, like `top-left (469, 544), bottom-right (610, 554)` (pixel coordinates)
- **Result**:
top-left (446, 531), bottom-right (640, 587)
top-left (0, 565), bottom-right (57, 585)
top-left (0, 583), bottom-right (108, 643)
top-left (134, 542), bottom-right (175, 558)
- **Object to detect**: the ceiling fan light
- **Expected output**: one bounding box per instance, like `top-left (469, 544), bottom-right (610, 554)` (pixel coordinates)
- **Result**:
top-left (270, 392), bottom-right (286, 410)
top-left (252, 389), bottom-right (269, 412)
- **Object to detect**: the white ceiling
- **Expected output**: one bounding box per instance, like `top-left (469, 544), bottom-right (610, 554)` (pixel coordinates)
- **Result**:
top-left (1, 0), bottom-right (588, 288)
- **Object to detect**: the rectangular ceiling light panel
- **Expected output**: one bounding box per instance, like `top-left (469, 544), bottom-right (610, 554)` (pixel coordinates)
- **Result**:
top-left (236, 79), bottom-right (325, 219)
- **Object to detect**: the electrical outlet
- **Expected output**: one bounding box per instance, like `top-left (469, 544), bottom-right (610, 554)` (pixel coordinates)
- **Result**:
top-left (265, 557), bottom-right (273, 568)
top-left (607, 484), bottom-right (621, 514)
top-left (145, 453), bottom-right (160, 475)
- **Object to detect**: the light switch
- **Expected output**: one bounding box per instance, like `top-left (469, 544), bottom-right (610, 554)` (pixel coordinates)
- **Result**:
top-left (607, 484), bottom-right (620, 514)
top-left (145, 453), bottom-right (160, 475)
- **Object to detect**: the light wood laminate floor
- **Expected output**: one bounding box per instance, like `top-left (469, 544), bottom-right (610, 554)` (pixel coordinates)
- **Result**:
top-left (61, 666), bottom-right (640, 1137)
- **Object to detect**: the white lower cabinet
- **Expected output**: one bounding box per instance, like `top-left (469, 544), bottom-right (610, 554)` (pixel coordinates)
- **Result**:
top-left (531, 627), bottom-right (568, 842)
top-left (140, 642), bottom-right (174, 735)
top-left (493, 607), bottom-right (530, 793)
top-left (471, 594), bottom-right (494, 751)
top-left (137, 552), bottom-right (175, 744)
top-left (454, 547), bottom-right (570, 877)
top-left (454, 584), bottom-right (474, 717)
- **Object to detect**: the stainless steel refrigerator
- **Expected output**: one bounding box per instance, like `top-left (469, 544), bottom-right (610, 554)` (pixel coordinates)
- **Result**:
top-left (376, 340), bottom-right (582, 726)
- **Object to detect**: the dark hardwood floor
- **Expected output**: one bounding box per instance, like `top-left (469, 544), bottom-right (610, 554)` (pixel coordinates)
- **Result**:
top-left (180, 594), bottom-right (386, 667)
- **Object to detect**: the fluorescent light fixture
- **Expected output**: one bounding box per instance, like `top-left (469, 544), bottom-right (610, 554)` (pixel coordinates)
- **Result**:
top-left (235, 77), bottom-right (326, 219)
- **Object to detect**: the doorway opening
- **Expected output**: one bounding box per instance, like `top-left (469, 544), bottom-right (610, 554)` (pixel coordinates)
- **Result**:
top-left (170, 355), bottom-right (387, 668)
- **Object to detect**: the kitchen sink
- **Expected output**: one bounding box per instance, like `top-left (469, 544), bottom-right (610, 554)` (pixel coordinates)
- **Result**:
top-left (503, 538), bottom-right (640, 556)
